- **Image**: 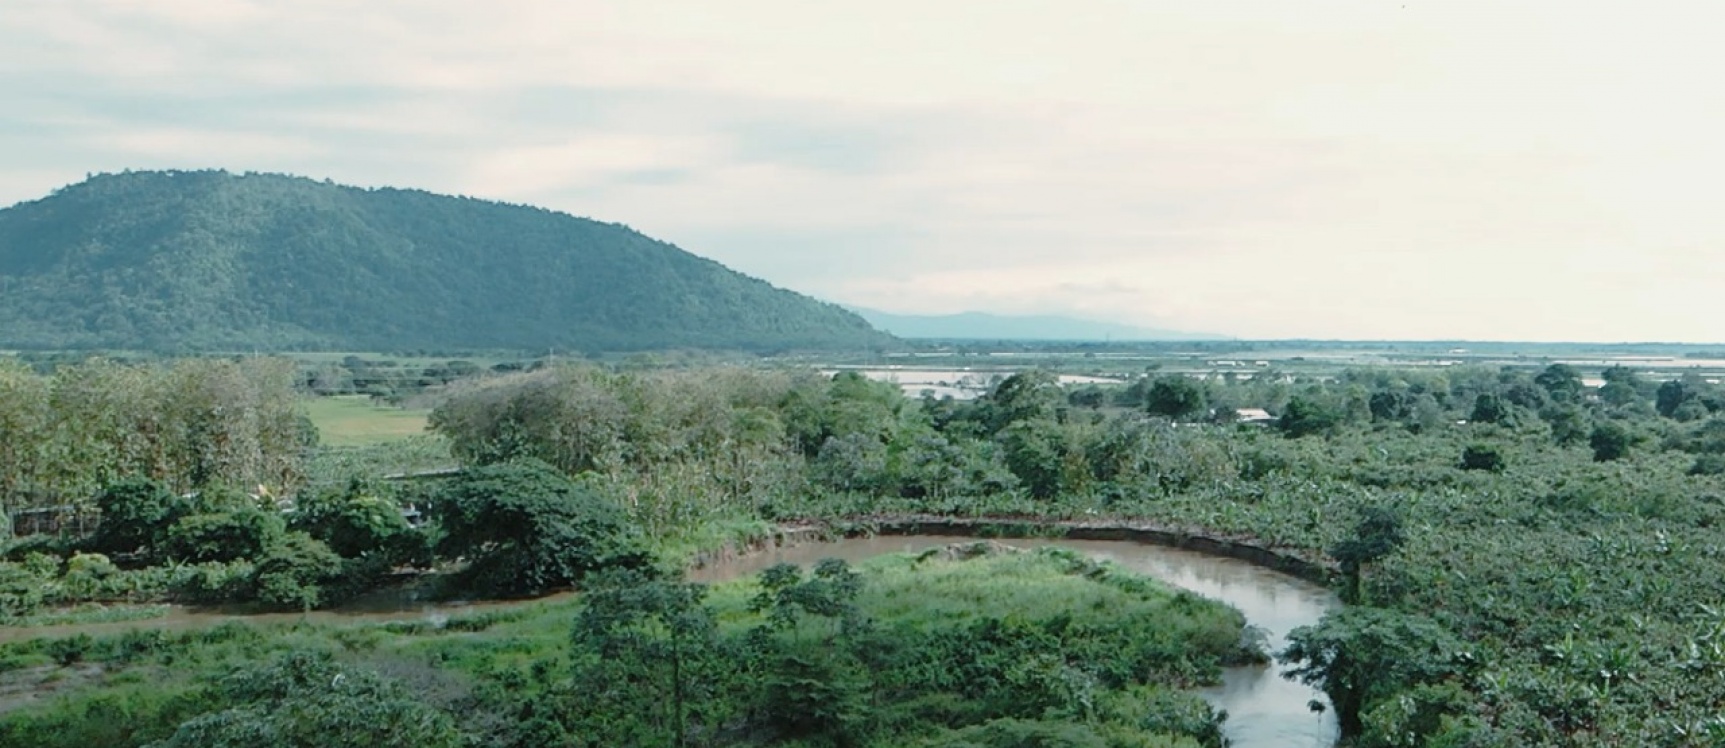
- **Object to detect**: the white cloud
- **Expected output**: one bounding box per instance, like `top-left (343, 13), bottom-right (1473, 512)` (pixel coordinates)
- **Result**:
top-left (3, 0), bottom-right (1725, 340)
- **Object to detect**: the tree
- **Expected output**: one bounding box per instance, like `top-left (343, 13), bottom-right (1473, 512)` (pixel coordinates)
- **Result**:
top-left (1281, 607), bottom-right (1466, 738)
top-left (1277, 397), bottom-right (1340, 438)
top-left (1589, 421), bottom-right (1638, 462)
top-left (1329, 507), bottom-right (1405, 604)
top-left (811, 433), bottom-right (891, 494)
top-left (986, 370), bottom-right (1063, 432)
top-left (1067, 385), bottom-right (1106, 409)
top-left (750, 559), bottom-right (867, 635)
top-left (1535, 364), bottom-right (1585, 403)
top-left (1599, 381), bottom-right (1641, 408)
top-left (1658, 379), bottom-right (1696, 418)
top-left (1468, 393), bottom-right (1515, 425)
top-left (746, 560), bottom-right (873, 743)
top-left (1000, 419), bottom-right (1068, 500)
top-left (0, 362), bottom-right (51, 512)
top-left (1145, 376), bottom-right (1206, 420)
top-left (1541, 404), bottom-right (1590, 446)
top-left (431, 460), bottom-right (653, 595)
top-left (1368, 389), bottom-right (1414, 422)
top-left (251, 532), bottom-right (344, 610)
top-left (569, 570), bottom-right (729, 748)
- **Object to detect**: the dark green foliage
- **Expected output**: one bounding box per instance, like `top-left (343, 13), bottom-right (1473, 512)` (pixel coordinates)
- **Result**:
top-left (1657, 379), bottom-right (1693, 417)
top-left (1330, 507), bottom-right (1405, 604)
top-left (1459, 443), bottom-right (1505, 472)
top-left (566, 570), bottom-right (729, 747)
top-left (0, 170), bottom-right (894, 352)
top-left (162, 506), bottom-right (286, 564)
top-left (1467, 393), bottom-right (1515, 425)
top-left (751, 559), bottom-right (867, 631)
top-left (289, 479), bottom-right (427, 567)
top-left (1281, 607), bottom-right (1467, 739)
top-left (431, 460), bottom-right (653, 595)
top-left (917, 718), bottom-right (1111, 747)
top-left (1534, 364), bottom-right (1584, 403)
top-left (250, 532), bottom-right (343, 610)
top-left (1000, 420), bottom-right (1068, 500)
top-left (1368, 389), bottom-right (1415, 422)
top-left (1145, 376), bottom-right (1206, 420)
top-left (146, 652), bottom-right (462, 748)
top-left (1276, 396), bottom-right (1340, 438)
top-left (986, 370), bottom-right (1065, 431)
top-left (1588, 421), bottom-right (1638, 462)
top-left (1688, 453), bottom-right (1725, 476)
top-left (89, 479), bottom-right (190, 557)
top-left (1540, 404), bottom-right (1591, 446)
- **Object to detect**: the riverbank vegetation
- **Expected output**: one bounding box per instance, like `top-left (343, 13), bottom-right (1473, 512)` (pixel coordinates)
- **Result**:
top-left (0, 546), bottom-right (1248, 747)
top-left (3, 356), bottom-right (1725, 745)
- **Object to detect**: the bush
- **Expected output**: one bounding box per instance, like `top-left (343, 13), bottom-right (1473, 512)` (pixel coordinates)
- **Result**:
top-left (163, 510), bottom-right (286, 564)
top-left (62, 553), bottom-right (119, 598)
top-left (90, 479), bottom-right (191, 558)
top-left (920, 718), bottom-right (1111, 748)
top-left (1459, 444), bottom-right (1506, 472)
top-left (251, 533), bottom-right (343, 611)
top-left (0, 562), bottom-right (51, 619)
top-left (290, 480), bottom-right (428, 567)
top-left (150, 652), bottom-right (463, 748)
top-left (1690, 454), bottom-right (1725, 476)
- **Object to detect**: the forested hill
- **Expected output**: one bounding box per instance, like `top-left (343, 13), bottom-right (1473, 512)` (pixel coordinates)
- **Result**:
top-left (0, 170), bottom-right (894, 352)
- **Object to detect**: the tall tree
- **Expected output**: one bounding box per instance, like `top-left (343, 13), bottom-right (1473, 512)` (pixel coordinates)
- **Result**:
top-left (1534, 364), bottom-right (1585, 403)
top-left (1145, 375), bottom-right (1207, 420)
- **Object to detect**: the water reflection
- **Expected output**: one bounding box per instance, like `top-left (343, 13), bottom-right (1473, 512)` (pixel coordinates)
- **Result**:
top-left (1, 533), bottom-right (1340, 746)
top-left (694, 535), bottom-right (1341, 748)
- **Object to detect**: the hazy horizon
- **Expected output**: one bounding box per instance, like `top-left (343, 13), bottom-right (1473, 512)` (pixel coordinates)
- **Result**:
top-left (5, 2), bottom-right (1722, 343)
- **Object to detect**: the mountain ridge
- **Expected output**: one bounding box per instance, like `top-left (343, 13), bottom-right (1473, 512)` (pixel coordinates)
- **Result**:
top-left (0, 169), bottom-right (895, 352)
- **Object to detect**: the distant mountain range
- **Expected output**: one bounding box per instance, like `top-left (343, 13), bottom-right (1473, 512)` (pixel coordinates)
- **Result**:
top-left (0, 170), bottom-right (895, 352)
top-left (848, 308), bottom-right (1226, 341)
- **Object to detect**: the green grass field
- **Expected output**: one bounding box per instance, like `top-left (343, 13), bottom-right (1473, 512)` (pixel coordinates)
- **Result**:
top-left (302, 396), bottom-right (431, 447)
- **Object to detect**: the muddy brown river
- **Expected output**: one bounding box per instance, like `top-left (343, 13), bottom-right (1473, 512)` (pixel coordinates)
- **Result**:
top-left (4, 533), bottom-right (1340, 746)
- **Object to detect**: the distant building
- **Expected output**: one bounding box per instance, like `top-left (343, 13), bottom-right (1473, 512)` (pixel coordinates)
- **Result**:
top-left (1221, 406), bottom-right (1276, 423)
top-left (1226, 407), bottom-right (1277, 425)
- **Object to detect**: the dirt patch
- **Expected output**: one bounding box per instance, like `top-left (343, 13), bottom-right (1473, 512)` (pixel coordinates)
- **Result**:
top-left (913, 539), bottom-right (1024, 562)
top-left (0, 662), bottom-right (108, 715)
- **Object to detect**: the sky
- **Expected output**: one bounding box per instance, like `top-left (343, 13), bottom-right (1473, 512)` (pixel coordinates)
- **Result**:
top-left (3, 1), bottom-right (1723, 342)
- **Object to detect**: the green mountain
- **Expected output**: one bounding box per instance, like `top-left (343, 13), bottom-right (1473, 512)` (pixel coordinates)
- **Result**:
top-left (0, 170), bottom-right (894, 352)
top-left (849, 307), bottom-right (1226, 341)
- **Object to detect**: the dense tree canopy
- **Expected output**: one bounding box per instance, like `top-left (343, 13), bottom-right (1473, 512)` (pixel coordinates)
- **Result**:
top-left (9, 352), bottom-right (1725, 745)
top-left (430, 460), bottom-right (654, 595)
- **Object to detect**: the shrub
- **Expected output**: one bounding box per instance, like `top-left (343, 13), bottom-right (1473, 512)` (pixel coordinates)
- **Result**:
top-left (1690, 454), bottom-right (1725, 476)
top-left (162, 510), bottom-right (286, 564)
top-left (1459, 444), bottom-right (1506, 472)
top-left (90, 479), bottom-right (191, 558)
top-left (251, 533), bottom-right (344, 611)
top-left (290, 480), bottom-right (428, 567)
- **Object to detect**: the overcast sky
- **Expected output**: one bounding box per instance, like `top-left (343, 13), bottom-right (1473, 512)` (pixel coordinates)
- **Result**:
top-left (4, 1), bottom-right (1722, 341)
